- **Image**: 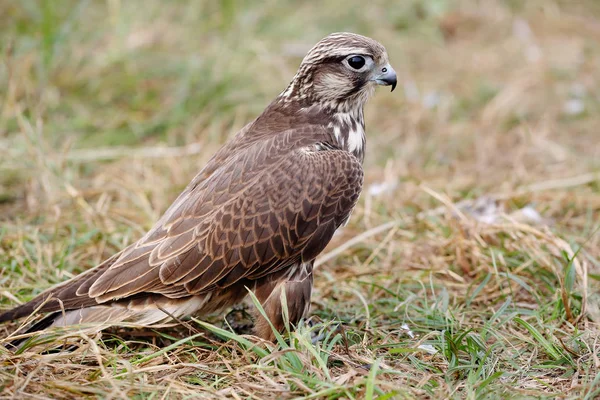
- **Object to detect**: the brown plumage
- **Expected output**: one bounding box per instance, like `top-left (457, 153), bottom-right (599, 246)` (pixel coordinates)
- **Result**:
top-left (0, 32), bottom-right (396, 341)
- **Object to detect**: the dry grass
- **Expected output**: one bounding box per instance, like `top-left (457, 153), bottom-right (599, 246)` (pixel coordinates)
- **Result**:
top-left (1, 0), bottom-right (600, 398)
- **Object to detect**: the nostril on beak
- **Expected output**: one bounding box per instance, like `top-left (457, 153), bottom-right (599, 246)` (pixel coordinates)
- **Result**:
top-left (374, 65), bottom-right (397, 92)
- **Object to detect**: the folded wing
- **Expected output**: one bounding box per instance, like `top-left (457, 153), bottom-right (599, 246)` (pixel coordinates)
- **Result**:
top-left (0, 129), bottom-right (363, 322)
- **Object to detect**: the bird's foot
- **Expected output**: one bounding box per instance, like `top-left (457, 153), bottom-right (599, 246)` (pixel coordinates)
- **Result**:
top-left (225, 304), bottom-right (254, 335)
top-left (304, 316), bottom-right (346, 345)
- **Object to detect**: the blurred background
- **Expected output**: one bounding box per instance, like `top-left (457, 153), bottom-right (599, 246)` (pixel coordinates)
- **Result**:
top-left (2, 0), bottom-right (600, 345)
top-left (1, 1), bottom-right (600, 397)
top-left (1, 1), bottom-right (599, 220)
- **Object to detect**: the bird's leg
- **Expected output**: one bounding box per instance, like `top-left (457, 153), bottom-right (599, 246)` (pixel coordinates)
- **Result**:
top-left (252, 268), bottom-right (313, 341)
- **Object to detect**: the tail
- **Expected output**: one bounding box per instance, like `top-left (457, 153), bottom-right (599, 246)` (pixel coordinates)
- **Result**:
top-left (2, 295), bottom-right (212, 351)
top-left (0, 252), bottom-right (123, 325)
top-left (3, 302), bottom-right (143, 351)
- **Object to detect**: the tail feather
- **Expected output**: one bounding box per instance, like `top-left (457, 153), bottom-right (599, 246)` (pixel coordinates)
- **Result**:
top-left (0, 272), bottom-right (250, 352)
top-left (3, 295), bottom-right (214, 351)
top-left (3, 307), bottom-right (137, 352)
top-left (0, 252), bottom-right (122, 323)
top-left (46, 294), bottom-right (212, 329)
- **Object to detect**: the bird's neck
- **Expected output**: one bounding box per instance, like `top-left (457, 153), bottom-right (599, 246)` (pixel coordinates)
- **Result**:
top-left (261, 97), bottom-right (366, 162)
top-left (326, 106), bottom-right (366, 162)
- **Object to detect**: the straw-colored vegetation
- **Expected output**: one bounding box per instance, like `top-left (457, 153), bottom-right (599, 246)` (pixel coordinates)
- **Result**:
top-left (1, 1), bottom-right (599, 398)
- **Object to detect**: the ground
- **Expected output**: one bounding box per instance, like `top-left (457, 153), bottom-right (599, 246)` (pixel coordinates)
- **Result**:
top-left (1, 1), bottom-right (599, 399)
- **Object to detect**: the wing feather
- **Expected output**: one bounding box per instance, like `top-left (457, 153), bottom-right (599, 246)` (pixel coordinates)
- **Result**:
top-left (97, 146), bottom-right (360, 299)
top-left (2, 127), bottom-right (363, 322)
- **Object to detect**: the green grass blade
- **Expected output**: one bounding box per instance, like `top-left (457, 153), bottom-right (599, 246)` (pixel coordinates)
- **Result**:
top-left (191, 319), bottom-right (268, 358)
top-left (133, 332), bottom-right (205, 365)
top-left (365, 357), bottom-right (381, 400)
top-left (514, 317), bottom-right (562, 361)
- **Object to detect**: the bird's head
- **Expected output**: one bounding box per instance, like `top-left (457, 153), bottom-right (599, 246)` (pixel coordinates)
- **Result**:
top-left (280, 32), bottom-right (396, 112)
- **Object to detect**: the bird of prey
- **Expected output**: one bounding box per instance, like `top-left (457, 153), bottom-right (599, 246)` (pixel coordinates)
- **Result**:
top-left (0, 32), bottom-right (396, 342)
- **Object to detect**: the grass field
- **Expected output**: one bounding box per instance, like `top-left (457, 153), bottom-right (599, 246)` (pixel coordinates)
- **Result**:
top-left (1, 0), bottom-right (600, 398)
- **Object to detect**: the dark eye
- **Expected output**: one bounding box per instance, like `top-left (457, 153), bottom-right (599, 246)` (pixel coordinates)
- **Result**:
top-left (347, 56), bottom-right (366, 70)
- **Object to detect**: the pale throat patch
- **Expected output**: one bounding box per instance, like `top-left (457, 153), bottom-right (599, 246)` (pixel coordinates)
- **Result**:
top-left (328, 109), bottom-right (365, 156)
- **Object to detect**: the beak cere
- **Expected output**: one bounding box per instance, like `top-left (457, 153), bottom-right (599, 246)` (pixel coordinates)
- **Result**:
top-left (374, 64), bottom-right (397, 92)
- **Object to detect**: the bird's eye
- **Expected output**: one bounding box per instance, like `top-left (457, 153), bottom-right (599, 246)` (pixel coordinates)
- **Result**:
top-left (347, 56), bottom-right (366, 70)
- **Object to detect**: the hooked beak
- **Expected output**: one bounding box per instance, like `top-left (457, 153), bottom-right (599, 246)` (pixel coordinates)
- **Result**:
top-left (372, 64), bottom-right (397, 92)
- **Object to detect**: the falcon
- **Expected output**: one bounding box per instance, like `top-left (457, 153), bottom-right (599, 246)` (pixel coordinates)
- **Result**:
top-left (0, 32), bottom-right (396, 341)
